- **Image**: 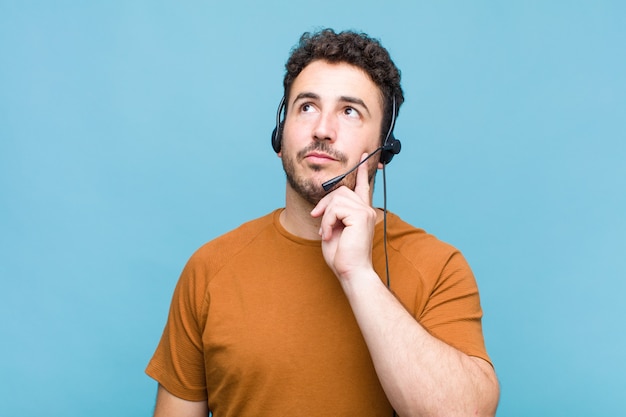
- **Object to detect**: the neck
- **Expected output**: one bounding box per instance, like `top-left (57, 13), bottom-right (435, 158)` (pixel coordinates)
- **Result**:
top-left (280, 185), bottom-right (323, 240)
top-left (279, 183), bottom-right (384, 240)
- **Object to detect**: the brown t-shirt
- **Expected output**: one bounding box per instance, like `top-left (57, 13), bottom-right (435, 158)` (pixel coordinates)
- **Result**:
top-left (146, 209), bottom-right (491, 416)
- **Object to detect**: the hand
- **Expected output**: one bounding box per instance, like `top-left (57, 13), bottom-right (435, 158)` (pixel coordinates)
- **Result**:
top-left (310, 153), bottom-right (378, 280)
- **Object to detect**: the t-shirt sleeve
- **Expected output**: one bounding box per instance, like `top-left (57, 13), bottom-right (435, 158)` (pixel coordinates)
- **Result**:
top-left (145, 255), bottom-right (209, 401)
top-left (418, 250), bottom-right (492, 366)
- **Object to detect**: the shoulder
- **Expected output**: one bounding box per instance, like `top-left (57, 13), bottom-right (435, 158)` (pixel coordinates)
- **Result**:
top-left (171, 210), bottom-right (280, 308)
top-left (382, 213), bottom-right (482, 329)
top-left (188, 210), bottom-right (279, 271)
top-left (385, 212), bottom-right (460, 262)
top-left (382, 212), bottom-right (475, 293)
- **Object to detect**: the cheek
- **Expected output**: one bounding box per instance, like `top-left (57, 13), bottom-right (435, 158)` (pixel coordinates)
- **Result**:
top-left (281, 123), bottom-right (308, 151)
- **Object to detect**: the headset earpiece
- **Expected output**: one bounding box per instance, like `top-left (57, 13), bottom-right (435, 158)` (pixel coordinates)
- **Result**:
top-left (380, 96), bottom-right (401, 164)
top-left (380, 134), bottom-right (401, 164)
top-left (271, 125), bottom-right (282, 153)
top-left (271, 97), bottom-right (286, 153)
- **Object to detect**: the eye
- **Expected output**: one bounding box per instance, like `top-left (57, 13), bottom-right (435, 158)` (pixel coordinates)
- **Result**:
top-left (344, 107), bottom-right (360, 119)
top-left (301, 103), bottom-right (316, 113)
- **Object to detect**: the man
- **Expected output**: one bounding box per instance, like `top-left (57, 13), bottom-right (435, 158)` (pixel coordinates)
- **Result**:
top-left (146, 29), bottom-right (499, 416)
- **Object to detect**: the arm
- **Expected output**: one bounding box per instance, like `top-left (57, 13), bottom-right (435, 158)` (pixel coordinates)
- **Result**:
top-left (153, 384), bottom-right (208, 417)
top-left (340, 269), bottom-right (499, 416)
top-left (311, 155), bottom-right (499, 416)
top-left (147, 255), bottom-right (211, 416)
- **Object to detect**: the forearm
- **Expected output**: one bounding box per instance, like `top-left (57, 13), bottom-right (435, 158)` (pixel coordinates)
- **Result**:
top-left (153, 384), bottom-right (208, 417)
top-left (340, 270), bottom-right (499, 417)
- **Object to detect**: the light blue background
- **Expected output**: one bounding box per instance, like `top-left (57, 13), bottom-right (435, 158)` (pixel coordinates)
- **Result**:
top-left (1, 1), bottom-right (624, 416)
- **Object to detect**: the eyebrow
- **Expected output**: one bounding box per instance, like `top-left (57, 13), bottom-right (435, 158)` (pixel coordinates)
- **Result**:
top-left (292, 92), bottom-right (320, 104)
top-left (291, 92), bottom-right (371, 116)
top-left (340, 95), bottom-right (370, 115)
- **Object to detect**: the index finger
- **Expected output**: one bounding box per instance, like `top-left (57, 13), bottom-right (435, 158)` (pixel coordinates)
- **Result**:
top-left (354, 152), bottom-right (372, 204)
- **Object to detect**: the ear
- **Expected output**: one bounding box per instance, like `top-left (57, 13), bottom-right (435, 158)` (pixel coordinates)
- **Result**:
top-left (377, 161), bottom-right (384, 170)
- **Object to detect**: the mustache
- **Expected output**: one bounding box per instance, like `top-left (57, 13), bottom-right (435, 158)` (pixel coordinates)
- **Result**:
top-left (296, 142), bottom-right (348, 163)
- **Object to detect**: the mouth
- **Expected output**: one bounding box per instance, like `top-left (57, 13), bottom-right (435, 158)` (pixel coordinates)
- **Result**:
top-left (304, 152), bottom-right (337, 163)
top-left (296, 143), bottom-right (347, 167)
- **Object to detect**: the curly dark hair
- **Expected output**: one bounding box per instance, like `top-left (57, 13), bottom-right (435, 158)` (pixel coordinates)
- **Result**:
top-left (283, 29), bottom-right (404, 142)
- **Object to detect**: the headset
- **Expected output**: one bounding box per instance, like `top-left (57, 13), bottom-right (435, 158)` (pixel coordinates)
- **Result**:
top-left (271, 95), bottom-right (401, 165)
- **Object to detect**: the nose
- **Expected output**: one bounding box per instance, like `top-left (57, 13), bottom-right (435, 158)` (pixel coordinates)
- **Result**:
top-left (312, 110), bottom-right (337, 142)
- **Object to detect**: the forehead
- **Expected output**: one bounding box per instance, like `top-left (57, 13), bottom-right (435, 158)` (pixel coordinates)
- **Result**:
top-left (288, 60), bottom-right (383, 109)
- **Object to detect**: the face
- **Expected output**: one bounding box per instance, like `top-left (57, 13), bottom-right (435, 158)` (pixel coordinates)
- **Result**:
top-left (280, 60), bottom-right (384, 205)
